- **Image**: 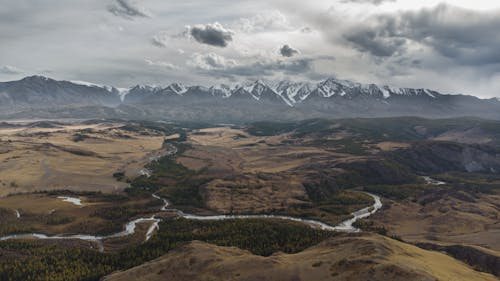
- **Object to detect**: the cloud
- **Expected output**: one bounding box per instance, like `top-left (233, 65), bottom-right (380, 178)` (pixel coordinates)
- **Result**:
top-left (145, 59), bottom-right (178, 70)
top-left (0, 65), bottom-right (23, 75)
top-left (236, 11), bottom-right (291, 32)
top-left (187, 53), bottom-right (237, 70)
top-left (280, 44), bottom-right (300, 57)
top-left (344, 29), bottom-right (406, 57)
top-left (151, 32), bottom-right (169, 48)
top-left (300, 27), bottom-right (313, 33)
top-left (341, 0), bottom-right (396, 5)
top-left (185, 53), bottom-right (333, 79)
top-left (343, 4), bottom-right (500, 66)
top-left (108, 0), bottom-right (151, 20)
top-left (194, 57), bottom-right (333, 80)
top-left (186, 22), bottom-right (233, 47)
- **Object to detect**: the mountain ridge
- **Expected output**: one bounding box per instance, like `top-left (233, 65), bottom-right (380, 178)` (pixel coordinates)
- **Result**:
top-left (0, 75), bottom-right (471, 106)
top-left (1, 75), bottom-right (499, 122)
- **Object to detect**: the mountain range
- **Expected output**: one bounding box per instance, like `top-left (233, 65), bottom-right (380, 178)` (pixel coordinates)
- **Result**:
top-left (1, 75), bottom-right (499, 122)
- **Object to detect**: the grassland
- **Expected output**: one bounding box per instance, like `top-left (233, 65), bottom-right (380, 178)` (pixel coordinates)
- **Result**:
top-left (103, 233), bottom-right (499, 281)
top-left (0, 191), bottom-right (161, 237)
top-left (1, 117), bottom-right (500, 280)
top-left (0, 121), bottom-right (171, 196)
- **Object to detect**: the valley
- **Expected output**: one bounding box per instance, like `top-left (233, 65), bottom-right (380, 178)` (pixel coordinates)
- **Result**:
top-left (0, 117), bottom-right (499, 280)
top-left (3, 2), bottom-right (500, 280)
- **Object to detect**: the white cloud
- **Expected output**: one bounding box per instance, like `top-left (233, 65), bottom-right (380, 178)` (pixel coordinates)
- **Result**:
top-left (145, 59), bottom-right (178, 70)
top-left (2, 0), bottom-right (500, 97)
top-left (151, 31), bottom-right (169, 48)
top-left (0, 65), bottom-right (23, 75)
top-left (187, 53), bottom-right (237, 70)
top-left (236, 10), bottom-right (292, 32)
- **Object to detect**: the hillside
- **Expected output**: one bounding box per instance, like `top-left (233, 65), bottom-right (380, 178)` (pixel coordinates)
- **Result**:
top-left (103, 233), bottom-right (498, 281)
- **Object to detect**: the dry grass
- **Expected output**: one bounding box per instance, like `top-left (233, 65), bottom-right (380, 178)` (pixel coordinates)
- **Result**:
top-left (375, 141), bottom-right (411, 151)
top-left (0, 193), bottom-right (158, 237)
top-left (103, 233), bottom-right (498, 281)
top-left (0, 122), bottom-right (166, 196)
top-left (371, 192), bottom-right (500, 251)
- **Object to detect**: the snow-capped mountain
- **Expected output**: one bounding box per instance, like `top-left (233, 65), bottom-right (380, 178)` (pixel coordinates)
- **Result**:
top-left (275, 80), bottom-right (314, 102)
top-left (0, 76), bottom-right (120, 108)
top-left (164, 83), bottom-right (187, 95)
top-left (209, 84), bottom-right (232, 98)
top-left (1, 75), bottom-right (499, 122)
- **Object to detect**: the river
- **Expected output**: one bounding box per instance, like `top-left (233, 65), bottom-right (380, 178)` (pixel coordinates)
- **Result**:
top-left (0, 192), bottom-right (382, 251)
top-left (0, 144), bottom-right (382, 250)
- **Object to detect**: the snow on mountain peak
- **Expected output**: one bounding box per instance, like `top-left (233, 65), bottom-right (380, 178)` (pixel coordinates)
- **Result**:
top-left (166, 83), bottom-right (187, 95)
top-left (317, 77), bottom-right (358, 97)
top-left (210, 84), bottom-right (232, 98)
top-left (275, 81), bottom-right (315, 102)
top-left (10, 75), bottom-right (454, 107)
top-left (379, 85), bottom-right (391, 98)
top-left (71, 80), bottom-right (104, 88)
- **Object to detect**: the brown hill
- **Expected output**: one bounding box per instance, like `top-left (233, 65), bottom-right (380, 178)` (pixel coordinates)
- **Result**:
top-left (103, 233), bottom-right (497, 281)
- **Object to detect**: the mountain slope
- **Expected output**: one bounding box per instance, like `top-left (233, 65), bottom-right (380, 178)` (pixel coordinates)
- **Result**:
top-left (103, 233), bottom-right (498, 281)
top-left (0, 76), bottom-right (120, 109)
top-left (1, 76), bottom-right (500, 122)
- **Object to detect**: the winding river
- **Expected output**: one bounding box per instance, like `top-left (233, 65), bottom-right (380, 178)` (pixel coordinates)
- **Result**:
top-left (0, 145), bottom-right (383, 251)
top-left (0, 192), bottom-right (382, 251)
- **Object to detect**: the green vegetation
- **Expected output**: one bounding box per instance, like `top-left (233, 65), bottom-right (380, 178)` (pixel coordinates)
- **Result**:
top-left (363, 184), bottom-right (428, 200)
top-left (72, 133), bottom-right (90, 142)
top-left (266, 191), bottom-right (373, 225)
top-left (45, 213), bottom-right (75, 225)
top-left (352, 219), bottom-right (387, 235)
top-left (112, 171), bottom-right (125, 181)
top-left (434, 172), bottom-right (500, 194)
top-left (247, 117), bottom-right (500, 145)
top-left (329, 139), bottom-right (368, 155)
top-left (0, 218), bottom-right (335, 281)
top-left (0, 191), bottom-right (161, 236)
top-left (247, 121), bottom-right (297, 136)
top-left (116, 120), bottom-right (203, 139)
top-left (336, 160), bottom-right (419, 188)
top-left (126, 150), bottom-right (210, 209)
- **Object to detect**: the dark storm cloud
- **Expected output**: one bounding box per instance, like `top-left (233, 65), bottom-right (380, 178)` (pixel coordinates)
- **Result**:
top-left (188, 23), bottom-right (233, 47)
top-left (280, 44), bottom-right (299, 57)
top-left (344, 30), bottom-right (406, 57)
top-left (107, 0), bottom-right (151, 19)
top-left (343, 4), bottom-right (500, 66)
top-left (206, 59), bottom-right (312, 78)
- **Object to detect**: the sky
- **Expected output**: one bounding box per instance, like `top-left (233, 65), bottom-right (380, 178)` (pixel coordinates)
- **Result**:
top-left (1, 0), bottom-right (500, 98)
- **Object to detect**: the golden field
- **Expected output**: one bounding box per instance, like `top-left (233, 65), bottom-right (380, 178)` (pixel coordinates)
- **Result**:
top-left (0, 121), bottom-right (166, 196)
